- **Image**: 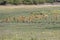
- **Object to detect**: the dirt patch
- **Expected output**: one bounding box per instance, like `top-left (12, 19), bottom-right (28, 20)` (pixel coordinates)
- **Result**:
top-left (0, 5), bottom-right (60, 9)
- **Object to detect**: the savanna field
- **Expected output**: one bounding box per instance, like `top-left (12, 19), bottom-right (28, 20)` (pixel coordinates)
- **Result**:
top-left (0, 5), bottom-right (60, 40)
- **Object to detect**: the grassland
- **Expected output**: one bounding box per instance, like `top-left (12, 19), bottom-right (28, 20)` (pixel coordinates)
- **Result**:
top-left (0, 5), bottom-right (60, 40)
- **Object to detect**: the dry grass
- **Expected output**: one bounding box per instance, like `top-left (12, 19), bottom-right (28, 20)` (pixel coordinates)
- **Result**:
top-left (0, 5), bottom-right (60, 9)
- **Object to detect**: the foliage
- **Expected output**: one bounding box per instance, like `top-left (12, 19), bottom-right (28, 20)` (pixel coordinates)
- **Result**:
top-left (0, 0), bottom-right (55, 5)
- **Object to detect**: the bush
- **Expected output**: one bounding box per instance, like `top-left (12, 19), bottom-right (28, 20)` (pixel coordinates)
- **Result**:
top-left (46, 0), bottom-right (54, 3)
top-left (0, 0), bottom-right (55, 5)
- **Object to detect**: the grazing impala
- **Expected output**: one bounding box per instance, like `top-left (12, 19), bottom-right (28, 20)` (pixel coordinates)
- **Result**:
top-left (17, 16), bottom-right (26, 22)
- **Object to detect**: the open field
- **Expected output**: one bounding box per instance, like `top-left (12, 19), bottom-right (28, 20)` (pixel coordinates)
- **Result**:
top-left (0, 5), bottom-right (60, 40)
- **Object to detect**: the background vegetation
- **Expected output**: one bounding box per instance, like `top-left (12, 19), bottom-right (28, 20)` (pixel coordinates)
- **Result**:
top-left (0, 0), bottom-right (55, 5)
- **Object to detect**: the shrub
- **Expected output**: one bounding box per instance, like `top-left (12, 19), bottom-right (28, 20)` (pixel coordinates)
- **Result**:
top-left (0, 0), bottom-right (56, 5)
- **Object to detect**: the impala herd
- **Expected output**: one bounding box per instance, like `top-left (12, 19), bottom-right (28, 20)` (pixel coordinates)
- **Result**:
top-left (0, 13), bottom-right (59, 23)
